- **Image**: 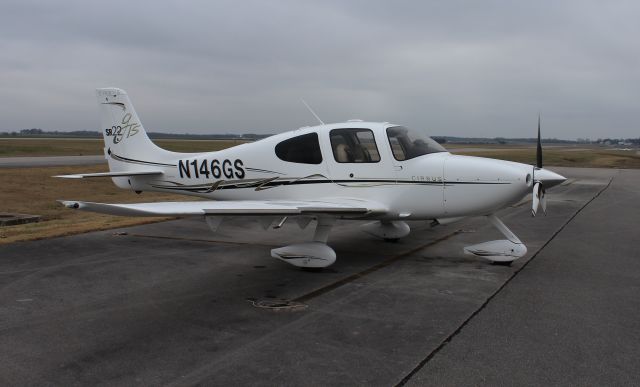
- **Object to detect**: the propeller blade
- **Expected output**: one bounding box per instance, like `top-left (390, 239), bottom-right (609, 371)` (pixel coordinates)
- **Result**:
top-left (532, 182), bottom-right (540, 217)
top-left (540, 187), bottom-right (547, 215)
top-left (536, 114), bottom-right (543, 168)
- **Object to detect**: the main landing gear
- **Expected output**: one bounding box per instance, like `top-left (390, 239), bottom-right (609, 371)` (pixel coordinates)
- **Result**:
top-left (271, 219), bottom-right (413, 269)
top-left (270, 217), bottom-right (337, 268)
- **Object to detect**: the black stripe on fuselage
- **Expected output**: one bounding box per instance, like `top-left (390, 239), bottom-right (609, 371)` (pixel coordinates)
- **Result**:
top-left (245, 167), bottom-right (286, 175)
top-left (217, 179), bottom-right (510, 190)
top-left (149, 178), bottom-right (510, 193)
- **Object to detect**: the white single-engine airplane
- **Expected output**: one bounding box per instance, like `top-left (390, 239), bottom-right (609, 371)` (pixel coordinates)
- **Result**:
top-left (58, 88), bottom-right (566, 268)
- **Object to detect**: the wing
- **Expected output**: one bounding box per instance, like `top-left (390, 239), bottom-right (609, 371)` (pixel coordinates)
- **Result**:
top-left (59, 198), bottom-right (388, 217)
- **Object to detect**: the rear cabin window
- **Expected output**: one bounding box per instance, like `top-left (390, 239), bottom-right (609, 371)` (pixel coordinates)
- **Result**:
top-left (330, 128), bottom-right (381, 163)
top-left (275, 132), bottom-right (323, 164)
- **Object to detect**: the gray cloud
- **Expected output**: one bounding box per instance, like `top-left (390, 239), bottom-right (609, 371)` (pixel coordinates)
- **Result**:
top-left (0, 0), bottom-right (638, 139)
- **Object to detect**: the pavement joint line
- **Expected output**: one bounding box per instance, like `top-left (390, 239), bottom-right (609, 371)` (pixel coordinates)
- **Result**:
top-left (127, 232), bottom-right (402, 256)
top-left (395, 175), bottom-right (616, 387)
top-left (292, 231), bottom-right (462, 303)
top-left (131, 231), bottom-right (463, 304)
top-left (127, 233), bottom-right (283, 248)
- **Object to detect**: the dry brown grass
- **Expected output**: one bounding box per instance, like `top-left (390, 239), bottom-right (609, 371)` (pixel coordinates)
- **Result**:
top-left (0, 165), bottom-right (198, 244)
top-left (454, 148), bottom-right (640, 169)
top-left (0, 138), bottom-right (248, 245)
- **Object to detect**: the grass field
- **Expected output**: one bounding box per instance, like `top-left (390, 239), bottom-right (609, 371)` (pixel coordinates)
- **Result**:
top-left (1, 138), bottom-right (639, 245)
top-left (0, 138), bottom-right (256, 244)
top-left (450, 148), bottom-right (640, 169)
top-left (0, 165), bottom-right (198, 245)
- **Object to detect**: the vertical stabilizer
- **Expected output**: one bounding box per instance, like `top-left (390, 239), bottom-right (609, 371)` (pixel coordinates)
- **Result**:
top-left (96, 88), bottom-right (176, 173)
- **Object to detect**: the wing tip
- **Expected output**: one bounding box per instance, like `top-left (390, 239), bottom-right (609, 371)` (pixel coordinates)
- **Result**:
top-left (58, 200), bottom-right (81, 209)
top-left (53, 171), bottom-right (164, 179)
top-left (53, 174), bottom-right (84, 179)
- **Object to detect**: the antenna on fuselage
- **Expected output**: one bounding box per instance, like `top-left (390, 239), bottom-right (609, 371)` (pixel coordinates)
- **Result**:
top-left (300, 99), bottom-right (325, 125)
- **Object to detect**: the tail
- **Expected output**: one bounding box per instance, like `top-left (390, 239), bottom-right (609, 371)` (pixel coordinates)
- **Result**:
top-left (97, 88), bottom-right (177, 173)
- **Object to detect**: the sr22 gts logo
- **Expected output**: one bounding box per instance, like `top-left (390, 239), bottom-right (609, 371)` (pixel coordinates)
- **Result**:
top-left (179, 159), bottom-right (245, 179)
top-left (104, 113), bottom-right (140, 144)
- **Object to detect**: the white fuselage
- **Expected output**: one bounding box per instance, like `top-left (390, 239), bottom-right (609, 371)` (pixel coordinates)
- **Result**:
top-left (116, 122), bottom-right (535, 221)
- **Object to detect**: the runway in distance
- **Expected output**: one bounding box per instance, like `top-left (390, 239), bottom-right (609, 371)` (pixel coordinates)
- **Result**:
top-left (58, 88), bottom-right (566, 268)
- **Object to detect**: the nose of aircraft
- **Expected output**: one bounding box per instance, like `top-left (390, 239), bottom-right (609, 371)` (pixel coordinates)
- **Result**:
top-left (444, 155), bottom-right (529, 185)
top-left (534, 168), bottom-right (566, 188)
top-left (442, 155), bottom-right (533, 216)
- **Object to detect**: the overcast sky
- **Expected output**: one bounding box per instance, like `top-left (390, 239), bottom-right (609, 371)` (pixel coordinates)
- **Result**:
top-left (1, 0), bottom-right (638, 139)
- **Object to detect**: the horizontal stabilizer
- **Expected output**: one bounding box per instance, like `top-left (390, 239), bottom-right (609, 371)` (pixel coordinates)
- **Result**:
top-left (54, 170), bottom-right (164, 179)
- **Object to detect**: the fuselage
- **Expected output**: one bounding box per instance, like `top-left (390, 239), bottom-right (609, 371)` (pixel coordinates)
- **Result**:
top-left (116, 121), bottom-right (548, 221)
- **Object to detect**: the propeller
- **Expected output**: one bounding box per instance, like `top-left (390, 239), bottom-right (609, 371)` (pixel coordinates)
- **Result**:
top-left (531, 115), bottom-right (547, 217)
top-left (532, 181), bottom-right (546, 217)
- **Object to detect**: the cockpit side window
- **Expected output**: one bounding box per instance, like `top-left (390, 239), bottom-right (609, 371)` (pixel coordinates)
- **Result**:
top-left (275, 132), bottom-right (322, 164)
top-left (330, 128), bottom-right (381, 163)
top-left (386, 126), bottom-right (446, 161)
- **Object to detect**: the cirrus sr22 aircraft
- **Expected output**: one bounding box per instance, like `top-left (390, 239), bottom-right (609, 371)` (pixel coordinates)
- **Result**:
top-left (58, 88), bottom-right (566, 268)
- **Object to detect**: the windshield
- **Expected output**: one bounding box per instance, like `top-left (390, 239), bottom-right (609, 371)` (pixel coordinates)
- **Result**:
top-left (386, 126), bottom-right (446, 161)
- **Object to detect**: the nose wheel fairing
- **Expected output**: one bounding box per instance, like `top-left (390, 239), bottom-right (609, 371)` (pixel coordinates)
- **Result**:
top-left (464, 240), bottom-right (527, 262)
top-left (464, 215), bottom-right (527, 263)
